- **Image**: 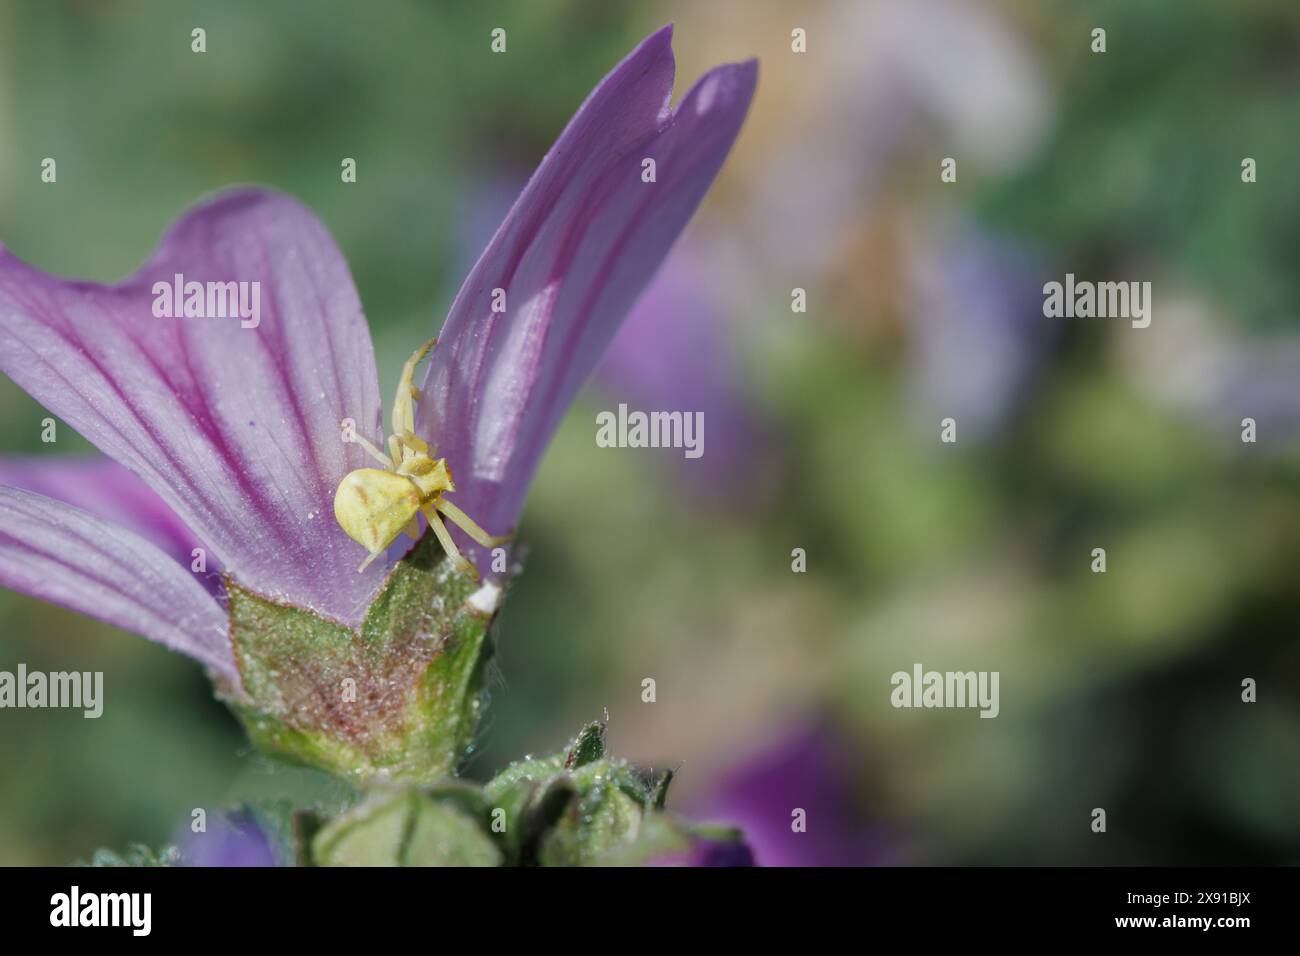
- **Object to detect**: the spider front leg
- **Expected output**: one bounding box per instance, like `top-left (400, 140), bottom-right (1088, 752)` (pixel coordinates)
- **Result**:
top-left (435, 498), bottom-right (512, 548)
top-left (420, 501), bottom-right (478, 580)
top-left (392, 337), bottom-right (437, 439)
top-left (356, 549), bottom-right (384, 573)
top-left (345, 425), bottom-right (395, 469)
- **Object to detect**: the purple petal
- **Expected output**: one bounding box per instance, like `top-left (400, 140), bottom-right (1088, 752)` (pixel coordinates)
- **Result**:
top-left (0, 487), bottom-right (233, 680)
top-left (0, 189), bottom-right (387, 625)
top-left (687, 837), bottom-right (757, 867)
top-left (693, 722), bottom-right (891, 867)
top-left (0, 456), bottom-right (208, 573)
top-left (178, 812), bottom-right (276, 867)
top-left (418, 26), bottom-right (757, 556)
top-left (652, 834), bottom-right (757, 868)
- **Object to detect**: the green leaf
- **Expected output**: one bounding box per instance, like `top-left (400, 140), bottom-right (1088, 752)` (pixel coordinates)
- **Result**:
top-left (223, 532), bottom-right (502, 785)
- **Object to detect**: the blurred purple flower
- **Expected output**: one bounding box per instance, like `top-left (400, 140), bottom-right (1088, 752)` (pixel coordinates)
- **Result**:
top-left (906, 216), bottom-right (1054, 439)
top-left (1214, 346), bottom-right (1300, 439)
top-left (0, 26), bottom-right (755, 677)
top-left (1123, 296), bottom-right (1300, 445)
top-left (748, 0), bottom-right (1047, 278)
top-left (652, 831), bottom-right (756, 868)
top-left (688, 837), bottom-right (756, 867)
top-left (693, 722), bottom-right (888, 867)
top-left (596, 242), bottom-right (768, 495)
top-left (178, 812), bottom-right (276, 867)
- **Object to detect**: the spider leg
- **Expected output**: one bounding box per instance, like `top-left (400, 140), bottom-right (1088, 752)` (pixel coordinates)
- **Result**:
top-left (350, 430), bottom-right (395, 469)
top-left (393, 337), bottom-right (437, 438)
top-left (421, 502), bottom-right (478, 580)
top-left (435, 498), bottom-right (512, 548)
top-left (397, 431), bottom-right (429, 455)
top-left (356, 549), bottom-right (384, 573)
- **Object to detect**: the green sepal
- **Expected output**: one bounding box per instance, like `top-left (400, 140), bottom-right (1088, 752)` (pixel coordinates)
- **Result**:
top-left (290, 810), bottom-right (325, 867)
top-left (479, 722), bottom-right (599, 862)
top-left (535, 758), bottom-right (657, 865)
top-left (586, 812), bottom-right (695, 866)
top-left (311, 789), bottom-right (501, 866)
top-left (565, 720), bottom-right (606, 768)
top-left (222, 532), bottom-right (501, 785)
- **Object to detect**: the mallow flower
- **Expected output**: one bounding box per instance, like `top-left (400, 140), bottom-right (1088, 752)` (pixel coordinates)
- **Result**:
top-left (0, 19), bottom-right (756, 842)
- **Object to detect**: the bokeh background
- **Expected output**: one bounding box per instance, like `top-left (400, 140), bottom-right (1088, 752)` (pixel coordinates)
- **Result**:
top-left (1, 0), bottom-right (1297, 865)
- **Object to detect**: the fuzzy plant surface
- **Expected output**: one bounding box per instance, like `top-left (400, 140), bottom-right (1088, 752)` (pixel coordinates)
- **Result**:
top-left (0, 26), bottom-right (756, 866)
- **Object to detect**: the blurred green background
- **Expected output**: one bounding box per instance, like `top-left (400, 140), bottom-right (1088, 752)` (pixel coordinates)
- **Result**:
top-left (1, 0), bottom-right (1297, 865)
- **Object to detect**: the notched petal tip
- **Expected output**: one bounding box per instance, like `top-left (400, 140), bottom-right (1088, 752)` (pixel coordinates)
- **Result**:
top-left (639, 22), bottom-right (675, 58)
top-left (418, 28), bottom-right (758, 547)
top-left (680, 58), bottom-right (759, 120)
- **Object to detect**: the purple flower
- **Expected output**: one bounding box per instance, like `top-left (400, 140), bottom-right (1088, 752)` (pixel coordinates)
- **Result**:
top-left (596, 241), bottom-right (770, 496)
top-left (416, 27), bottom-right (756, 543)
top-left (906, 217), bottom-right (1054, 439)
top-left (1122, 297), bottom-right (1300, 444)
top-left (652, 833), bottom-right (757, 868)
top-left (0, 26), bottom-right (756, 682)
top-left (178, 812), bottom-right (277, 868)
top-left (687, 837), bottom-right (757, 867)
top-left (691, 722), bottom-right (891, 867)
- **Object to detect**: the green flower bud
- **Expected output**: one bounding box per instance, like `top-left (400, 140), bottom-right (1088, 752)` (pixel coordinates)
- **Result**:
top-left (312, 790), bottom-right (500, 866)
top-left (483, 722), bottom-right (696, 866)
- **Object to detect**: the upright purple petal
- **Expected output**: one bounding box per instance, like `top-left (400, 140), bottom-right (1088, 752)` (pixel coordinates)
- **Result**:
top-left (418, 26), bottom-right (757, 550)
top-left (0, 189), bottom-right (387, 624)
top-left (0, 456), bottom-right (207, 572)
top-left (0, 487), bottom-right (233, 680)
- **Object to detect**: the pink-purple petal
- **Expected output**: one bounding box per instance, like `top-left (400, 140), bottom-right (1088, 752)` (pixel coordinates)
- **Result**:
top-left (0, 487), bottom-right (233, 680)
top-left (0, 456), bottom-right (208, 574)
top-left (0, 189), bottom-right (387, 625)
top-left (418, 26), bottom-right (758, 554)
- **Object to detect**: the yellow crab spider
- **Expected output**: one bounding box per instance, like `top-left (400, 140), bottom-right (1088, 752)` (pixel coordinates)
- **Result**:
top-left (333, 337), bottom-right (511, 579)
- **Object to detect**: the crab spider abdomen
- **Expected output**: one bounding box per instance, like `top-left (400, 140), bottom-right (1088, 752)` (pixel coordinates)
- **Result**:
top-left (333, 467), bottom-right (423, 557)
